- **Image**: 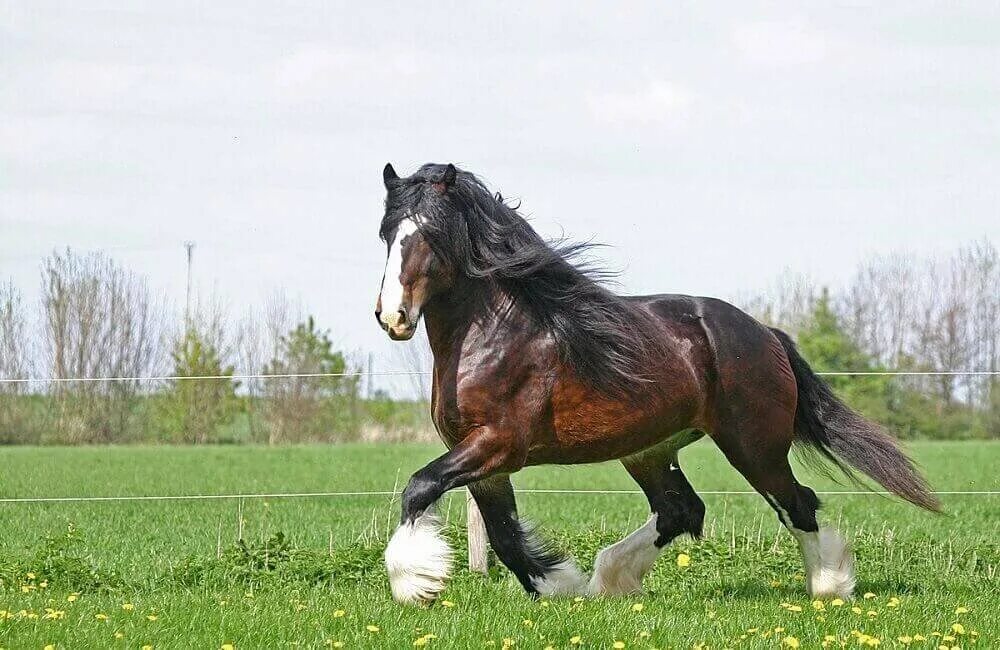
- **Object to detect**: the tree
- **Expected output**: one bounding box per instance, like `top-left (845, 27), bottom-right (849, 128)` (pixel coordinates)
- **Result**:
top-left (155, 328), bottom-right (240, 443)
top-left (40, 249), bottom-right (161, 443)
top-left (262, 317), bottom-right (360, 443)
top-left (0, 281), bottom-right (38, 443)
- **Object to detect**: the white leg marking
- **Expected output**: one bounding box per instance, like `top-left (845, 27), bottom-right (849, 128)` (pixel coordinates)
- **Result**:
top-left (522, 523), bottom-right (589, 596)
top-left (588, 514), bottom-right (662, 595)
top-left (792, 527), bottom-right (856, 599)
top-left (531, 559), bottom-right (590, 596)
top-left (384, 511), bottom-right (453, 605)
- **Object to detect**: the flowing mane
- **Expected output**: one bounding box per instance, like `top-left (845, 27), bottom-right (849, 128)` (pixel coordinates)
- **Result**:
top-left (381, 163), bottom-right (659, 395)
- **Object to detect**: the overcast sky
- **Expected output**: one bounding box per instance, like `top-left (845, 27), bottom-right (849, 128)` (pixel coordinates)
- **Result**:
top-left (2, 2), bottom-right (998, 388)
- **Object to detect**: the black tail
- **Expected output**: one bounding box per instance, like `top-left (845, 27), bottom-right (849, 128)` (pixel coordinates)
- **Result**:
top-left (771, 328), bottom-right (941, 512)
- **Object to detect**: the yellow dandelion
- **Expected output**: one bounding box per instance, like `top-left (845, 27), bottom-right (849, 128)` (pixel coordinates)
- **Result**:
top-left (502, 639), bottom-right (515, 649)
top-left (222, 645), bottom-right (235, 650)
top-left (573, 596), bottom-right (585, 603)
top-left (782, 636), bottom-right (800, 648)
top-left (831, 598), bottom-right (845, 607)
top-left (787, 605), bottom-right (802, 612)
top-left (20, 585), bottom-right (31, 593)
top-left (676, 553), bottom-right (691, 567)
top-left (332, 643), bottom-right (344, 649)
top-left (770, 579), bottom-right (783, 587)
top-left (570, 636), bottom-right (582, 645)
top-left (631, 603), bottom-right (644, 612)
top-left (897, 636), bottom-right (913, 644)
top-left (39, 581), bottom-right (48, 588)
top-left (943, 635), bottom-right (956, 642)
top-left (774, 627), bottom-right (785, 633)
top-left (67, 594), bottom-right (79, 603)
top-left (539, 600), bottom-right (550, 608)
top-left (366, 625), bottom-right (380, 633)
top-left (612, 642), bottom-right (626, 649)
top-left (142, 646), bottom-right (153, 650)
top-left (824, 636), bottom-right (837, 642)
top-left (863, 592), bottom-right (876, 599)
top-left (413, 638), bottom-right (428, 647)
top-left (952, 623), bottom-right (965, 635)
top-left (955, 606), bottom-right (969, 615)
top-left (114, 632), bottom-right (124, 639)
top-left (887, 597), bottom-right (900, 608)
top-left (852, 606), bottom-right (863, 614)
top-left (333, 609), bottom-right (346, 617)
top-left (936, 646), bottom-right (949, 650)
top-left (544, 646), bottom-right (555, 650)
top-left (639, 630), bottom-right (651, 638)
top-left (867, 609), bottom-right (878, 617)
top-left (122, 603), bottom-right (135, 611)
top-left (27, 572), bottom-right (36, 579)
top-left (146, 614), bottom-right (158, 621)
top-left (522, 619), bottom-right (533, 627)
top-left (812, 599), bottom-right (825, 610)
top-left (95, 612), bottom-right (109, 621)
top-left (44, 646), bottom-right (55, 650)
top-left (441, 600), bottom-right (455, 608)
top-left (913, 635), bottom-right (926, 641)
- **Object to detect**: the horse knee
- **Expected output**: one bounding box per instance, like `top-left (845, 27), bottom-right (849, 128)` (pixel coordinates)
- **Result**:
top-left (401, 472), bottom-right (442, 522)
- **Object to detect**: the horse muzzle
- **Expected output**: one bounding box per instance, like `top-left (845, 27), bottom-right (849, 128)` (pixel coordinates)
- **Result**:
top-left (377, 307), bottom-right (418, 340)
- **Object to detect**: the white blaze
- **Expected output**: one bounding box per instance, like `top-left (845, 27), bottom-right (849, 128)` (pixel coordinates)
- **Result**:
top-left (379, 218), bottom-right (419, 328)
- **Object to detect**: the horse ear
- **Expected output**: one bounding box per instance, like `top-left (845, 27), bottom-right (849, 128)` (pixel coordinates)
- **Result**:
top-left (432, 163), bottom-right (457, 194)
top-left (383, 163), bottom-right (398, 187)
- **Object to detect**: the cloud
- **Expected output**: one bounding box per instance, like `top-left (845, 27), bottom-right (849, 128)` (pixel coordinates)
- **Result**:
top-left (587, 80), bottom-right (696, 126)
top-left (731, 19), bottom-right (829, 66)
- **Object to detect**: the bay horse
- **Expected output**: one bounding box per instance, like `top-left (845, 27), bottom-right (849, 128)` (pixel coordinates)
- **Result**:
top-left (374, 162), bottom-right (939, 605)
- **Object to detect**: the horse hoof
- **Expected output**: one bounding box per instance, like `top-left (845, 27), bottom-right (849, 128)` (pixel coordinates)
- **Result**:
top-left (385, 512), bottom-right (454, 605)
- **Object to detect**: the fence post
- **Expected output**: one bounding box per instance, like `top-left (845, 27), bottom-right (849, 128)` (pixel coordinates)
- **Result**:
top-left (466, 489), bottom-right (489, 574)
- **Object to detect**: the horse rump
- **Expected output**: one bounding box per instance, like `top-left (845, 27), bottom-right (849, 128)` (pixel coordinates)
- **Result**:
top-left (770, 328), bottom-right (941, 512)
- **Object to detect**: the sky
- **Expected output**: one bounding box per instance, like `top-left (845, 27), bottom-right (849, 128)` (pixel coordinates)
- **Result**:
top-left (1, 2), bottom-right (998, 391)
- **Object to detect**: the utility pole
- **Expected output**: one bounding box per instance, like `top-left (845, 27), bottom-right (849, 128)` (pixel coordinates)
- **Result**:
top-left (184, 241), bottom-right (195, 331)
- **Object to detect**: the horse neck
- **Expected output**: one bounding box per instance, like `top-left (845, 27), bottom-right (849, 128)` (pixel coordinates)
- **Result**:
top-left (422, 278), bottom-right (509, 365)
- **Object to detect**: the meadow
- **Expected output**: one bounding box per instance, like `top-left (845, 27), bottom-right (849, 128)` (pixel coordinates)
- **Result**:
top-left (0, 441), bottom-right (995, 649)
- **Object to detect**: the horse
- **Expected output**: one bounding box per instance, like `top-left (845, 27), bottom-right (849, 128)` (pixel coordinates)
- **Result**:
top-left (374, 162), bottom-right (939, 606)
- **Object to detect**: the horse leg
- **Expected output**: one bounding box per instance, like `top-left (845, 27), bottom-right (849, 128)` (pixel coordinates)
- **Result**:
top-left (468, 475), bottom-right (588, 597)
top-left (385, 431), bottom-right (522, 605)
top-left (589, 443), bottom-right (706, 595)
top-left (712, 423), bottom-right (856, 599)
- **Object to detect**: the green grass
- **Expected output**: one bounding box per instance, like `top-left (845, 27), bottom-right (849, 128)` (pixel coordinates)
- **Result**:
top-left (0, 441), bottom-right (996, 649)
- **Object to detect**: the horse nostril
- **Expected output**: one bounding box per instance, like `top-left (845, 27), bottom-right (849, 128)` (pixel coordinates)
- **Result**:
top-left (396, 308), bottom-right (408, 326)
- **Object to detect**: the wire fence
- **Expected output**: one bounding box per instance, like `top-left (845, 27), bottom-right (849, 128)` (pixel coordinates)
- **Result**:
top-left (0, 370), bottom-right (997, 384)
top-left (0, 488), bottom-right (996, 505)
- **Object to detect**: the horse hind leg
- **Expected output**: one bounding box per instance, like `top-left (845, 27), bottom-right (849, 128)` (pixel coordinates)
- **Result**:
top-left (712, 423), bottom-right (856, 599)
top-left (589, 443), bottom-right (706, 595)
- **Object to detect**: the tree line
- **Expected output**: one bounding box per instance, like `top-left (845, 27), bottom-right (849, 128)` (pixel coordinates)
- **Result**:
top-left (1, 241), bottom-right (997, 444)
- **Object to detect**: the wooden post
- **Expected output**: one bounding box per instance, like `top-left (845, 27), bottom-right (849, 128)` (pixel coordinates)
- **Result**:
top-left (466, 489), bottom-right (489, 574)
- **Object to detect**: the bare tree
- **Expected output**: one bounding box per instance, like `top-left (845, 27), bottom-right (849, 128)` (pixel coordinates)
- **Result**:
top-left (0, 281), bottom-right (37, 442)
top-left (40, 249), bottom-right (162, 442)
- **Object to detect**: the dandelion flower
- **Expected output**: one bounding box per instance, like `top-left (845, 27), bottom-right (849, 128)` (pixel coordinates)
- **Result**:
top-left (147, 614), bottom-right (158, 621)
top-left (782, 636), bottom-right (800, 648)
top-left (570, 636), bottom-right (582, 645)
top-left (639, 630), bottom-right (651, 638)
top-left (333, 609), bottom-right (346, 618)
top-left (787, 605), bottom-right (802, 613)
top-left (955, 606), bottom-right (969, 615)
top-left (366, 625), bottom-right (380, 633)
top-left (612, 642), bottom-right (626, 649)
top-left (332, 643), bottom-right (344, 649)
top-left (952, 623), bottom-right (965, 635)
top-left (114, 632), bottom-right (124, 639)
top-left (863, 592), bottom-right (876, 599)
top-left (441, 600), bottom-right (455, 608)
top-left (676, 553), bottom-right (691, 567)
top-left (413, 638), bottom-right (428, 647)
top-left (913, 635), bottom-right (926, 641)
top-left (222, 645), bottom-right (235, 650)
top-left (852, 606), bottom-right (863, 614)
top-left (897, 636), bottom-right (913, 644)
top-left (522, 619), bottom-right (533, 627)
top-left (142, 646), bottom-right (153, 650)
top-left (27, 572), bottom-right (36, 580)
top-left (887, 597), bottom-right (900, 608)
top-left (831, 598), bottom-right (845, 607)
top-left (812, 600), bottom-right (825, 610)
top-left (67, 593), bottom-right (79, 603)
top-left (502, 639), bottom-right (515, 649)
top-left (122, 603), bottom-right (135, 611)
top-left (631, 603), bottom-right (644, 612)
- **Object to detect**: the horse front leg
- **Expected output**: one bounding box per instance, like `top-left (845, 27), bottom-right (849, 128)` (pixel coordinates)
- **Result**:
top-left (385, 430), bottom-right (522, 605)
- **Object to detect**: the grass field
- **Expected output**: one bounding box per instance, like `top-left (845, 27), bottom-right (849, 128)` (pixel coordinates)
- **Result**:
top-left (0, 441), bottom-right (996, 649)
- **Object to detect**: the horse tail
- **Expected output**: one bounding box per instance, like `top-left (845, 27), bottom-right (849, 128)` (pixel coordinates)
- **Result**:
top-left (770, 328), bottom-right (941, 512)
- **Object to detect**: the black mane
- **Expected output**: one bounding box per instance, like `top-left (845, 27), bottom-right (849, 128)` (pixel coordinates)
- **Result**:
top-left (381, 163), bottom-right (660, 396)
